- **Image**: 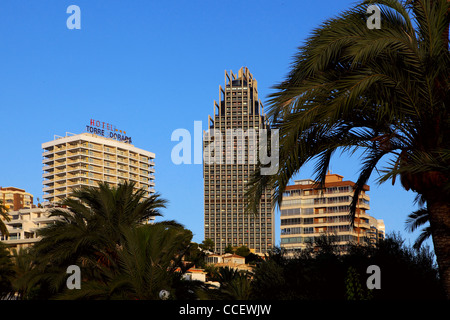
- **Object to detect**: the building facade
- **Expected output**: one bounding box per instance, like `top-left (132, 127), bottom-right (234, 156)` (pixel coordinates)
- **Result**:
top-left (203, 67), bottom-right (274, 254)
top-left (280, 172), bottom-right (385, 254)
top-left (0, 207), bottom-right (56, 250)
top-left (0, 187), bottom-right (34, 211)
top-left (41, 132), bottom-right (155, 205)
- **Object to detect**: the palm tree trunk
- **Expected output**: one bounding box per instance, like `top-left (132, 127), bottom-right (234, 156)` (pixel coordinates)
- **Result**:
top-left (427, 197), bottom-right (450, 298)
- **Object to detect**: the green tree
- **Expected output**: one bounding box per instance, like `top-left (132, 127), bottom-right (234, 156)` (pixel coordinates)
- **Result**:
top-left (202, 266), bottom-right (253, 300)
top-left (10, 247), bottom-right (37, 299)
top-left (405, 208), bottom-right (432, 250)
top-left (183, 242), bottom-right (207, 269)
top-left (345, 267), bottom-right (373, 300)
top-left (199, 238), bottom-right (215, 252)
top-left (224, 244), bottom-right (234, 254)
top-left (251, 234), bottom-right (443, 300)
top-left (34, 181), bottom-right (165, 266)
top-left (235, 246), bottom-right (251, 258)
top-left (247, 0), bottom-right (450, 297)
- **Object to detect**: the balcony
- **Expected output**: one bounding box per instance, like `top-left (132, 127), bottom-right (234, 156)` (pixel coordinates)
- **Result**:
top-left (54, 168), bottom-right (67, 174)
top-left (42, 172), bottom-right (54, 178)
top-left (67, 151), bottom-right (87, 158)
top-left (129, 161), bottom-right (139, 168)
top-left (54, 184), bottom-right (67, 190)
top-left (42, 186), bottom-right (53, 192)
top-left (42, 157), bottom-right (54, 164)
top-left (67, 173), bottom-right (87, 179)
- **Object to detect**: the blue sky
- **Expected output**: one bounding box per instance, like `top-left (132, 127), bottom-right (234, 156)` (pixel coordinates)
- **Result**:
top-left (0, 0), bottom-right (427, 248)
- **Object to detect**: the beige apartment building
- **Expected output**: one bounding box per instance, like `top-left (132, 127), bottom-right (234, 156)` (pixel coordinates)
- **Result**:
top-left (41, 132), bottom-right (155, 205)
top-left (0, 207), bottom-right (55, 250)
top-left (0, 132), bottom-right (156, 250)
top-left (280, 172), bottom-right (385, 254)
top-left (0, 187), bottom-right (42, 249)
top-left (203, 67), bottom-right (274, 254)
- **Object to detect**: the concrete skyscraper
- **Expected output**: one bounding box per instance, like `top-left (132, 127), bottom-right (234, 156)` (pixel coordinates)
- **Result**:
top-left (42, 129), bottom-right (155, 206)
top-left (203, 67), bottom-right (274, 254)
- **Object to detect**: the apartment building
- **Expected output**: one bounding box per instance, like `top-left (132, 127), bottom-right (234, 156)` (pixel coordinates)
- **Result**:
top-left (280, 172), bottom-right (385, 254)
top-left (203, 67), bottom-right (274, 254)
top-left (0, 207), bottom-right (55, 250)
top-left (0, 187), bottom-right (34, 211)
top-left (0, 187), bottom-right (42, 250)
top-left (41, 132), bottom-right (155, 205)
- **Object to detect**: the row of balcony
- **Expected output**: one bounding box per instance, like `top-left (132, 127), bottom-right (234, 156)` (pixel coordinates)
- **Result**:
top-left (43, 154), bottom-right (154, 166)
top-left (43, 167), bottom-right (154, 180)
top-left (43, 176), bottom-right (155, 190)
top-left (43, 144), bottom-right (148, 159)
top-left (43, 185), bottom-right (156, 198)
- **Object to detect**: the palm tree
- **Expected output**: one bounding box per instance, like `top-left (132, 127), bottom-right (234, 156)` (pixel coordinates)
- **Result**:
top-left (57, 221), bottom-right (200, 300)
top-left (0, 242), bottom-right (15, 299)
top-left (29, 181), bottom-right (167, 296)
top-left (246, 0), bottom-right (450, 297)
top-left (201, 266), bottom-right (253, 300)
top-left (35, 181), bottom-right (165, 264)
top-left (10, 247), bottom-right (36, 300)
top-left (405, 208), bottom-right (432, 250)
top-left (0, 199), bottom-right (10, 237)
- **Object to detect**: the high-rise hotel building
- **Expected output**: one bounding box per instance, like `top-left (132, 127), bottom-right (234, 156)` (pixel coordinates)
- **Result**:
top-left (42, 131), bottom-right (155, 205)
top-left (280, 172), bottom-right (385, 254)
top-left (203, 67), bottom-right (274, 254)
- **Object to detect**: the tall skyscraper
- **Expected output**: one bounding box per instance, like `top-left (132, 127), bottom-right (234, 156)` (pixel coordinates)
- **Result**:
top-left (41, 131), bottom-right (155, 206)
top-left (203, 67), bottom-right (274, 254)
top-left (280, 172), bottom-right (385, 254)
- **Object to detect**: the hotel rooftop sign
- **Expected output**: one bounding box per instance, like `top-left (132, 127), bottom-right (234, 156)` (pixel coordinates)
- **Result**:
top-left (85, 119), bottom-right (132, 144)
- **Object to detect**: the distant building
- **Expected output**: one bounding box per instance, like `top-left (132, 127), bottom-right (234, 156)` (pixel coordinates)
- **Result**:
top-left (0, 187), bottom-right (34, 211)
top-left (0, 187), bottom-right (51, 250)
top-left (0, 207), bottom-right (55, 250)
top-left (368, 216), bottom-right (385, 245)
top-left (205, 253), bottom-right (252, 273)
top-left (182, 268), bottom-right (208, 282)
top-left (280, 172), bottom-right (385, 254)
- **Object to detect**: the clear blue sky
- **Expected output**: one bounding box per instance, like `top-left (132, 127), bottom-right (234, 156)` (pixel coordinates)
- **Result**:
top-left (0, 0), bottom-right (427, 248)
